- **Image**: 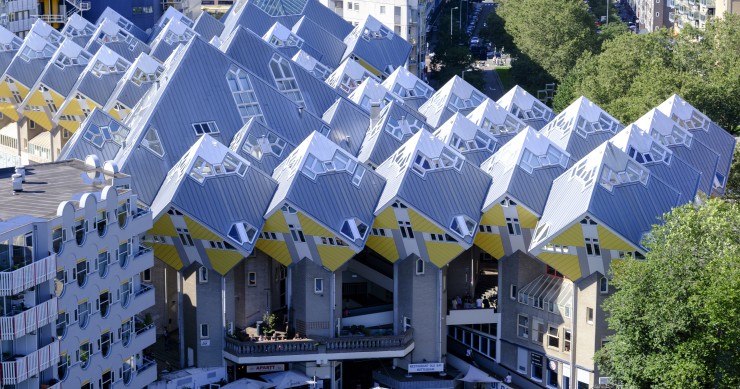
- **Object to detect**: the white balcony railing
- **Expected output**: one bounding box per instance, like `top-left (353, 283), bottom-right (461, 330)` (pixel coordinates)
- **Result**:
top-left (0, 254), bottom-right (56, 296)
top-left (0, 298), bottom-right (58, 340)
top-left (0, 341), bottom-right (59, 386)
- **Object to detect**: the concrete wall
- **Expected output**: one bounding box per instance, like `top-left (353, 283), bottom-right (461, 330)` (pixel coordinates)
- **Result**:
top-left (182, 265), bottom-right (225, 368)
top-left (291, 258), bottom-right (335, 337)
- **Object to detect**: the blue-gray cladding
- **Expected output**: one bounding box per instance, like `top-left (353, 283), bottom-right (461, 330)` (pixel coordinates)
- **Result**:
top-left (322, 99), bottom-right (369, 156)
top-left (58, 109), bottom-right (126, 162)
top-left (292, 17), bottom-right (347, 68)
top-left (78, 72), bottom-right (125, 105)
top-left (666, 139), bottom-right (719, 195)
top-left (507, 165), bottom-right (566, 216)
top-left (5, 57), bottom-right (48, 89)
top-left (193, 12), bottom-right (225, 42)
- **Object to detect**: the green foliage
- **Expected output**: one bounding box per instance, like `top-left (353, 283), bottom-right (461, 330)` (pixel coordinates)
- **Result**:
top-left (596, 199), bottom-right (740, 388)
top-left (261, 312), bottom-right (277, 335)
top-left (480, 11), bottom-right (556, 94)
top-left (555, 15), bottom-right (740, 133)
top-left (725, 147), bottom-right (740, 201)
top-left (429, 4), bottom-right (484, 91)
top-left (497, 0), bottom-right (597, 81)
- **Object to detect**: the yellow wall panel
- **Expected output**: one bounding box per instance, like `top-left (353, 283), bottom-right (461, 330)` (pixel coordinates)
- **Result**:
top-left (26, 90), bottom-right (46, 106)
top-left (108, 108), bottom-right (122, 121)
top-left (0, 105), bottom-right (19, 121)
top-left (58, 119), bottom-right (82, 132)
top-left (63, 98), bottom-right (84, 116)
top-left (151, 215), bottom-right (177, 236)
top-left (357, 58), bottom-right (383, 77)
top-left (152, 243), bottom-right (183, 270)
top-left (206, 249), bottom-right (243, 276)
top-left (297, 212), bottom-right (333, 237)
top-left (50, 90), bottom-right (65, 107)
top-left (316, 245), bottom-right (355, 271)
top-left (373, 207), bottom-right (398, 230)
top-left (23, 111), bottom-right (53, 131)
top-left (15, 82), bottom-right (29, 98)
top-left (264, 212), bottom-right (290, 233)
top-left (184, 216), bottom-right (222, 241)
top-left (255, 240), bottom-right (292, 266)
top-left (516, 206), bottom-right (539, 229)
top-left (536, 252), bottom-right (581, 280)
top-left (366, 236), bottom-right (399, 263)
top-left (426, 241), bottom-right (465, 268)
top-left (408, 209), bottom-right (444, 234)
top-left (481, 205), bottom-right (505, 226)
top-left (474, 233), bottom-right (505, 259)
top-left (551, 223), bottom-right (584, 247)
top-left (597, 226), bottom-right (635, 251)
top-left (0, 82), bottom-right (12, 98)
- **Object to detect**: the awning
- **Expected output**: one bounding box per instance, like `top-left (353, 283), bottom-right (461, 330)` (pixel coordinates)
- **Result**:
top-left (518, 274), bottom-right (573, 311)
top-left (456, 366), bottom-right (500, 383)
top-left (261, 371), bottom-right (313, 389)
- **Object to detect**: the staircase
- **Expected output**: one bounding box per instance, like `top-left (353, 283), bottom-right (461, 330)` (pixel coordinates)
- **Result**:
top-left (33, 0), bottom-right (91, 25)
top-left (474, 261), bottom-right (498, 302)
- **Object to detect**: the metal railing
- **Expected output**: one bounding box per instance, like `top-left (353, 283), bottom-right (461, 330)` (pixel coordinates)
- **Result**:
top-left (0, 298), bottom-right (58, 340)
top-left (225, 328), bottom-right (414, 357)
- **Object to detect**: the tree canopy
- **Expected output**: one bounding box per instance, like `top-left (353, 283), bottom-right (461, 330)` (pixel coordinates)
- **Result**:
top-left (497, 0), bottom-right (598, 81)
top-left (596, 198), bottom-right (740, 388)
top-left (554, 15), bottom-right (740, 133)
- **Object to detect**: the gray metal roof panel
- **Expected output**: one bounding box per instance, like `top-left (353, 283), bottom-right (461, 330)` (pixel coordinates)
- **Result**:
top-left (78, 72), bottom-right (125, 106)
top-left (95, 8), bottom-right (150, 42)
top-left (58, 109), bottom-right (128, 162)
top-left (229, 118), bottom-right (297, 174)
top-left (507, 165), bottom-right (566, 216)
top-left (193, 11), bottom-right (225, 42)
top-left (342, 16), bottom-right (411, 76)
top-left (291, 17), bottom-right (346, 68)
top-left (357, 101), bottom-right (426, 166)
top-left (322, 98), bottom-right (369, 156)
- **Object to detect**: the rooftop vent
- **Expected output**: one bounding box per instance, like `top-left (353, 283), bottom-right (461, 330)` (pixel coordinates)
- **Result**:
top-left (12, 173), bottom-right (22, 192)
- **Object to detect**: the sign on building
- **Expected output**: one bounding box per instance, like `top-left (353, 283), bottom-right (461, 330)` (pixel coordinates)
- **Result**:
top-left (408, 363), bottom-right (445, 373)
top-left (246, 364), bottom-right (286, 373)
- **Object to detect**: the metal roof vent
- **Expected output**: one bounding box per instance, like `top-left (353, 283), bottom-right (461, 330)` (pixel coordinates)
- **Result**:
top-left (12, 173), bottom-right (22, 192)
top-left (14, 165), bottom-right (25, 182)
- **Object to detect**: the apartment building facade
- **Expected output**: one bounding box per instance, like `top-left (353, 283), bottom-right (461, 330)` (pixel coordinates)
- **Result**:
top-left (0, 2), bottom-right (734, 389)
top-left (0, 157), bottom-right (155, 389)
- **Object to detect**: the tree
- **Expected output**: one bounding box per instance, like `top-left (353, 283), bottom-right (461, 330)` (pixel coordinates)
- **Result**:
top-left (596, 199), bottom-right (740, 388)
top-left (554, 15), bottom-right (740, 133)
top-left (429, 5), bottom-right (485, 91)
top-left (497, 0), bottom-right (598, 81)
top-left (725, 147), bottom-right (740, 201)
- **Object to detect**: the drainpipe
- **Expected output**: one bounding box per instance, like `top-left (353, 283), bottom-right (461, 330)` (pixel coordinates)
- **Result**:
top-left (178, 271), bottom-right (185, 368)
top-left (330, 272), bottom-right (336, 337)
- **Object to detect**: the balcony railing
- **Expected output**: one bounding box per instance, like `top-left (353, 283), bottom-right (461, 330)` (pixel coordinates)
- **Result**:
top-left (0, 341), bottom-right (59, 386)
top-left (0, 298), bottom-right (58, 340)
top-left (225, 329), bottom-right (414, 358)
top-left (137, 357), bottom-right (157, 373)
top-left (0, 254), bottom-right (56, 296)
top-left (135, 282), bottom-right (153, 297)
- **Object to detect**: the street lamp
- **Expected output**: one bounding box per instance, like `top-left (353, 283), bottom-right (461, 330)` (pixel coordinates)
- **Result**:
top-left (450, 7), bottom-right (459, 37)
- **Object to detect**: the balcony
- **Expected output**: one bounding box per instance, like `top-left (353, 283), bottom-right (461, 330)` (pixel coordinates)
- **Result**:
top-left (447, 308), bottom-right (499, 326)
top-left (0, 254), bottom-right (56, 296)
top-left (126, 283), bottom-right (155, 314)
top-left (127, 316), bottom-right (156, 352)
top-left (0, 341), bottom-right (59, 386)
top-left (130, 357), bottom-right (157, 388)
top-left (0, 298), bottom-right (58, 340)
top-left (126, 205), bottom-right (153, 235)
top-left (127, 246), bottom-right (154, 275)
top-left (224, 329), bottom-right (414, 364)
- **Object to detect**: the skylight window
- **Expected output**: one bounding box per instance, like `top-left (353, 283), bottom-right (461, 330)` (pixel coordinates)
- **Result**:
top-left (449, 132), bottom-right (496, 153)
top-left (361, 26), bottom-right (392, 41)
top-left (450, 215), bottom-right (477, 239)
top-left (83, 122), bottom-right (129, 148)
top-left (192, 121), bottom-right (220, 136)
top-left (142, 127), bottom-right (164, 157)
top-left (449, 91), bottom-right (485, 112)
top-left (411, 149), bottom-right (464, 177)
top-left (340, 218), bottom-right (369, 241)
top-left (301, 150), bottom-right (367, 186)
top-left (189, 153), bottom-right (248, 183)
top-left (670, 111), bottom-right (708, 132)
top-left (391, 81), bottom-right (432, 99)
top-left (163, 29), bottom-right (195, 45)
top-left (627, 143), bottom-right (671, 165)
top-left (573, 113), bottom-right (622, 138)
top-left (268, 33), bottom-right (303, 48)
top-left (228, 222), bottom-right (259, 245)
top-left (599, 161), bottom-right (649, 192)
top-left (569, 158), bottom-right (597, 188)
top-left (510, 101), bottom-right (554, 122)
top-left (385, 116), bottom-right (423, 141)
top-left (480, 115), bottom-right (524, 136)
top-left (519, 145), bottom-right (569, 174)
top-left (227, 65), bottom-right (265, 124)
top-left (650, 126), bottom-right (692, 148)
top-left (90, 58), bottom-right (129, 77)
top-left (131, 66), bottom-right (163, 86)
top-left (243, 132), bottom-right (287, 160)
top-left (54, 51), bottom-right (91, 70)
top-left (19, 43), bottom-right (56, 62)
top-left (269, 55), bottom-right (303, 104)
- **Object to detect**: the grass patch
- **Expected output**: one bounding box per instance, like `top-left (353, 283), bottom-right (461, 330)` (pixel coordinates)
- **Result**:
top-left (495, 66), bottom-right (514, 91)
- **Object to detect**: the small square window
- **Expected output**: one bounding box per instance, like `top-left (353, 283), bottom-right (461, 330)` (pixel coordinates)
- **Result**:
top-left (587, 307), bottom-right (594, 324)
top-left (198, 267), bottom-right (208, 283)
top-left (200, 323), bottom-right (209, 338)
top-left (248, 271), bottom-right (257, 287)
top-left (510, 284), bottom-right (517, 300)
top-left (142, 269), bottom-right (151, 282)
top-left (314, 278), bottom-right (324, 294)
top-left (415, 258), bottom-right (425, 275)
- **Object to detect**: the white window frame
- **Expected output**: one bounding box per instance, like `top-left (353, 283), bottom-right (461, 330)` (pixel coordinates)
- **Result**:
top-left (200, 323), bottom-right (209, 338)
top-left (532, 319), bottom-right (545, 344)
top-left (546, 325), bottom-right (559, 349)
top-left (248, 271), bottom-right (257, 287)
top-left (314, 278), bottom-right (324, 294)
top-left (517, 314), bottom-right (529, 339)
top-left (599, 276), bottom-right (608, 294)
top-left (198, 267), bottom-right (208, 283)
top-left (415, 258), bottom-right (425, 275)
top-left (587, 307), bottom-right (594, 324)
top-left (510, 284), bottom-right (517, 300)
